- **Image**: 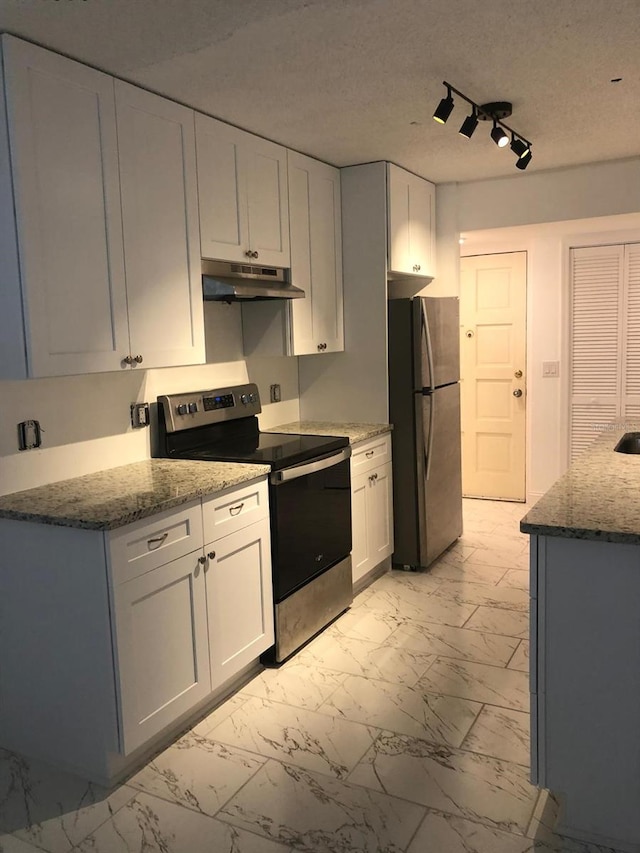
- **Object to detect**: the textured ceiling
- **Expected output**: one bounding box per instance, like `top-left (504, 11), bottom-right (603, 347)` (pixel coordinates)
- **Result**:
top-left (1, 0), bottom-right (639, 184)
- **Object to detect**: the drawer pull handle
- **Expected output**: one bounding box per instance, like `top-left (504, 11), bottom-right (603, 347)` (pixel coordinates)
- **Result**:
top-left (229, 503), bottom-right (245, 516)
top-left (365, 450), bottom-right (375, 458)
top-left (147, 532), bottom-right (169, 549)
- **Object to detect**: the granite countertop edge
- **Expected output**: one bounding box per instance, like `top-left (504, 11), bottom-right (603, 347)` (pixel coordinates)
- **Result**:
top-left (266, 420), bottom-right (393, 443)
top-left (520, 425), bottom-right (640, 543)
top-left (0, 460), bottom-right (270, 532)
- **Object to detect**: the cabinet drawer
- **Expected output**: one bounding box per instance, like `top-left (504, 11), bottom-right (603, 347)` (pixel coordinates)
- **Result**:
top-left (203, 478), bottom-right (269, 541)
top-left (351, 433), bottom-right (391, 475)
top-left (108, 501), bottom-right (203, 585)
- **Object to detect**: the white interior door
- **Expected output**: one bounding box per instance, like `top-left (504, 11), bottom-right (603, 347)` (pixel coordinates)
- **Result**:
top-left (460, 252), bottom-right (527, 501)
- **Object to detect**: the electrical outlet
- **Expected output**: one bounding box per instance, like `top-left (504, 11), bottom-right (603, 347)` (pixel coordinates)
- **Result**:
top-left (17, 420), bottom-right (42, 451)
top-left (131, 403), bottom-right (150, 428)
top-left (270, 384), bottom-right (281, 403)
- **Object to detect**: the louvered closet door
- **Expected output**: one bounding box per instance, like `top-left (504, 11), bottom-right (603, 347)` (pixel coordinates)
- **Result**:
top-left (622, 244), bottom-right (640, 426)
top-left (569, 243), bottom-right (640, 461)
top-left (570, 245), bottom-right (623, 460)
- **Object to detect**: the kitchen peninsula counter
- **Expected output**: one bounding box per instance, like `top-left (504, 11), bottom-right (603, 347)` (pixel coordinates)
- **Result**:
top-left (521, 427), bottom-right (640, 543)
top-left (521, 426), bottom-right (640, 851)
top-left (268, 420), bottom-right (392, 444)
top-left (0, 458), bottom-right (269, 530)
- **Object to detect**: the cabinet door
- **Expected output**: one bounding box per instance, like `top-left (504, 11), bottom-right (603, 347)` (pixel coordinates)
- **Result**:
top-left (206, 517), bottom-right (274, 689)
top-left (387, 163), bottom-right (435, 278)
top-left (112, 550), bottom-right (211, 754)
top-left (116, 81), bottom-right (204, 369)
top-left (351, 462), bottom-right (394, 585)
top-left (369, 461), bottom-right (394, 563)
top-left (245, 135), bottom-right (290, 267)
top-left (2, 35), bottom-right (129, 376)
top-left (196, 114), bottom-right (248, 263)
top-left (351, 470), bottom-right (372, 584)
top-left (287, 151), bottom-right (344, 355)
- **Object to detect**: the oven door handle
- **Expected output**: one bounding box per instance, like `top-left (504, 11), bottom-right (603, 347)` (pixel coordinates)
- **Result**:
top-left (270, 446), bottom-right (352, 484)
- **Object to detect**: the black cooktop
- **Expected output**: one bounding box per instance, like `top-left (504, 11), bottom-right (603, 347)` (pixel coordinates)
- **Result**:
top-left (171, 430), bottom-right (349, 471)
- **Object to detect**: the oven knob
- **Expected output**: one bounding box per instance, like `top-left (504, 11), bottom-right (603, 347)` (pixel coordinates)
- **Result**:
top-left (240, 394), bottom-right (249, 404)
top-left (176, 404), bottom-right (188, 415)
top-left (188, 402), bottom-right (198, 413)
top-left (249, 393), bottom-right (257, 403)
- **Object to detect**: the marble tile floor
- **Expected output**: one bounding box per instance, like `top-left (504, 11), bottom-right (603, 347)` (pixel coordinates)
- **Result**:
top-left (0, 499), bottom-right (627, 853)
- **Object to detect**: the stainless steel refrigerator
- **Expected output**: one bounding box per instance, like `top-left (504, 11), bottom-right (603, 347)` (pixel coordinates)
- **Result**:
top-left (388, 296), bottom-right (463, 568)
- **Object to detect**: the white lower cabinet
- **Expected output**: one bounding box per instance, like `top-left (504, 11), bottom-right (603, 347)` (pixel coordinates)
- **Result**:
top-left (205, 517), bottom-right (274, 688)
top-left (112, 549), bottom-right (211, 754)
top-left (0, 476), bottom-right (273, 783)
top-left (350, 435), bottom-right (394, 585)
top-left (111, 480), bottom-right (273, 755)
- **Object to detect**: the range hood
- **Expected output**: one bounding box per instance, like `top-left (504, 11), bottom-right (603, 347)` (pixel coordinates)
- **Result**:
top-left (202, 259), bottom-right (305, 301)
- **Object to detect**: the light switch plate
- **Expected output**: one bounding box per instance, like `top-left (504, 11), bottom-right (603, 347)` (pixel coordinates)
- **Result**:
top-left (542, 361), bottom-right (559, 377)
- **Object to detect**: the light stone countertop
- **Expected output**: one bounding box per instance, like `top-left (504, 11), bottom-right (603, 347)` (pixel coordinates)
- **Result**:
top-left (266, 421), bottom-right (392, 444)
top-left (521, 427), bottom-right (640, 543)
top-left (0, 459), bottom-right (269, 531)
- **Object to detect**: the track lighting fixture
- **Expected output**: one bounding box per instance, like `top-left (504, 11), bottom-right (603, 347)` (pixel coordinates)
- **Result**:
top-left (510, 135), bottom-right (530, 159)
top-left (491, 121), bottom-right (509, 148)
top-left (433, 81), bottom-right (533, 171)
top-left (459, 108), bottom-right (479, 139)
top-left (433, 86), bottom-right (454, 124)
top-left (516, 149), bottom-right (533, 170)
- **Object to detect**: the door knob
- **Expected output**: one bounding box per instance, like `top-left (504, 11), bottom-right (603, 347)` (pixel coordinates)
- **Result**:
top-left (513, 388), bottom-right (523, 398)
top-left (514, 369), bottom-right (523, 378)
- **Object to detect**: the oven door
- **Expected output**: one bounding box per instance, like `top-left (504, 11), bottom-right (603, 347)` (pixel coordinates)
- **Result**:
top-left (269, 447), bottom-right (352, 602)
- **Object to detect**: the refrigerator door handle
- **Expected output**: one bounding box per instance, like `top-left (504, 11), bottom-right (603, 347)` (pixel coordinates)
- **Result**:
top-left (421, 301), bottom-right (436, 392)
top-left (425, 392), bottom-right (435, 481)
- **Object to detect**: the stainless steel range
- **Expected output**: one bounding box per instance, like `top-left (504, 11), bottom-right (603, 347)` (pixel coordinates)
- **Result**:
top-left (154, 383), bottom-right (353, 662)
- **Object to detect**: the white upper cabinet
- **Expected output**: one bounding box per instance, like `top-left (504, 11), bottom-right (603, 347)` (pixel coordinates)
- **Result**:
top-left (0, 36), bottom-right (204, 378)
top-left (287, 151), bottom-right (344, 355)
top-left (1, 34), bottom-right (129, 377)
top-left (115, 81), bottom-right (204, 370)
top-left (387, 163), bottom-right (436, 279)
top-left (196, 114), bottom-right (290, 267)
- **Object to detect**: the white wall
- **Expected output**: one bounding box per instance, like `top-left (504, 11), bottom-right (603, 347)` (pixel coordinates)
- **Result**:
top-left (0, 301), bottom-right (300, 496)
top-left (435, 158), bottom-right (640, 499)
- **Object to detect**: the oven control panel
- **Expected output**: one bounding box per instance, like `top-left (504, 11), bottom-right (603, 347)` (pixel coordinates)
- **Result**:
top-left (203, 393), bottom-right (234, 411)
top-left (158, 384), bottom-right (261, 432)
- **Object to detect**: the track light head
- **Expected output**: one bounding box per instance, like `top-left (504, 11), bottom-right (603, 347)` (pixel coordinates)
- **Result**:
top-left (515, 149), bottom-right (533, 170)
top-left (433, 88), bottom-right (454, 124)
top-left (510, 136), bottom-right (530, 159)
top-left (459, 109), bottom-right (479, 139)
top-left (491, 121), bottom-right (509, 148)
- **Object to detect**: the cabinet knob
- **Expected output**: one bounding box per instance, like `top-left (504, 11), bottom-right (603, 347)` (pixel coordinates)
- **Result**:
top-left (317, 342), bottom-right (327, 351)
top-left (198, 555), bottom-right (206, 565)
top-left (207, 551), bottom-right (216, 560)
top-left (134, 354), bottom-right (144, 364)
top-left (123, 355), bottom-right (133, 365)
top-left (413, 264), bottom-right (421, 272)
top-left (252, 251), bottom-right (259, 259)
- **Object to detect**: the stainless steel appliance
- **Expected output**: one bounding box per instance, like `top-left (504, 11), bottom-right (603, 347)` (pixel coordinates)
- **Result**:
top-left (202, 259), bottom-right (305, 301)
top-left (154, 383), bottom-right (352, 662)
top-left (388, 296), bottom-right (463, 568)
